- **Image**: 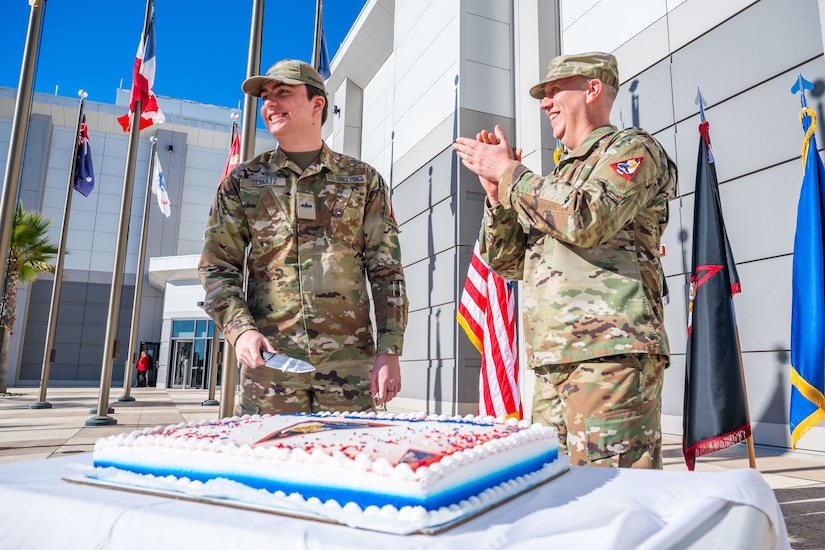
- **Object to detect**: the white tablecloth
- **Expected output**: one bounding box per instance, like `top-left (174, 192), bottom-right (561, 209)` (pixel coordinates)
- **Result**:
top-left (0, 454), bottom-right (789, 550)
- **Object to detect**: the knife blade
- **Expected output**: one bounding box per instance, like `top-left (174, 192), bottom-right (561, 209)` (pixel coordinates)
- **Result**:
top-left (260, 351), bottom-right (316, 373)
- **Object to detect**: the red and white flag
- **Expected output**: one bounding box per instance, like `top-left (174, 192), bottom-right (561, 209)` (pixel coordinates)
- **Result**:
top-left (457, 240), bottom-right (522, 420)
top-left (118, 5), bottom-right (165, 132)
top-left (220, 131), bottom-right (240, 182)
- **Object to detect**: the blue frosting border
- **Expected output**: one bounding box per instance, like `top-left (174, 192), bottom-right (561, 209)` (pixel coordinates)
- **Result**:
top-left (95, 448), bottom-right (558, 511)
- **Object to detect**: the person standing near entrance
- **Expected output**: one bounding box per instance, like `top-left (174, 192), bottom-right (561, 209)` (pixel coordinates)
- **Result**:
top-left (199, 60), bottom-right (408, 416)
top-left (453, 52), bottom-right (677, 468)
top-left (135, 350), bottom-right (151, 387)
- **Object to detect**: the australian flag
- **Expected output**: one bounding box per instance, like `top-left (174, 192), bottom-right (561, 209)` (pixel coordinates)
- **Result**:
top-left (73, 114), bottom-right (95, 197)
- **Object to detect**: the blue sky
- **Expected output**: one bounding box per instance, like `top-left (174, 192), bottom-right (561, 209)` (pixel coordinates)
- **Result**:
top-left (2, 1), bottom-right (366, 110)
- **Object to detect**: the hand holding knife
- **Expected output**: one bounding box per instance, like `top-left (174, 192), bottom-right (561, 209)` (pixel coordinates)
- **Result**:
top-left (260, 351), bottom-right (316, 373)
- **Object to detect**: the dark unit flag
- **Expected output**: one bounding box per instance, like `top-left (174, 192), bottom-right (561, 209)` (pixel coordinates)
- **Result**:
top-left (683, 120), bottom-right (751, 470)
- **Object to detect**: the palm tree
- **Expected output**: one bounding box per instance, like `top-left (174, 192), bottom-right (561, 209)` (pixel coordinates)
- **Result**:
top-left (0, 202), bottom-right (58, 393)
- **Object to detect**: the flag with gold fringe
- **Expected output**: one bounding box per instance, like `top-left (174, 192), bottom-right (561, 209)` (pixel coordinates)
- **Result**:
top-left (790, 102), bottom-right (825, 449)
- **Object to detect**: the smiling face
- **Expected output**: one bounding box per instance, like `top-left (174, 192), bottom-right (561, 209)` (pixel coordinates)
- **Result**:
top-left (538, 75), bottom-right (593, 150)
top-left (259, 81), bottom-right (325, 151)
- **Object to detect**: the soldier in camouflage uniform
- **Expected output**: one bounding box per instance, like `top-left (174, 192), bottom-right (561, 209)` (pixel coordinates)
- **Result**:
top-left (453, 52), bottom-right (677, 468)
top-left (199, 60), bottom-right (408, 416)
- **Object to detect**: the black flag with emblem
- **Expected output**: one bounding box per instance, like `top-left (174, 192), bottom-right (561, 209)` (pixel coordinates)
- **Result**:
top-left (683, 120), bottom-right (751, 470)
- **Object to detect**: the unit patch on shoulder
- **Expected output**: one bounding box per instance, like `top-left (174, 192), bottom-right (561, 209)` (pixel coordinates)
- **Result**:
top-left (610, 157), bottom-right (645, 181)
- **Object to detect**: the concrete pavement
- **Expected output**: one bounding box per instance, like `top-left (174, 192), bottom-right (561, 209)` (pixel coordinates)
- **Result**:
top-left (1, 386), bottom-right (823, 548)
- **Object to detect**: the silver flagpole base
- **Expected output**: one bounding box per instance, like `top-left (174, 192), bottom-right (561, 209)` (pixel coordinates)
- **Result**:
top-left (28, 402), bottom-right (52, 409)
top-left (88, 407), bottom-right (114, 414)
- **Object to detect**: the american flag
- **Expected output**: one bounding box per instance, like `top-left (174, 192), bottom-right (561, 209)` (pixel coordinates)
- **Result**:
top-left (456, 240), bottom-right (522, 419)
top-left (117, 4), bottom-right (165, 132)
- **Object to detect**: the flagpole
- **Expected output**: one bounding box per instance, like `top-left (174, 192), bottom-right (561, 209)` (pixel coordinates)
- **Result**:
top-left (117, 136), bottom-right (158, 403)
top-left (204, 114), bottom-right (238, 409)
top-left (218, 0), bottom-right (264, 420)
top-left (202, 318), bottom-right (220, 407)
top-left (312, 0), bottom-right (324, 69)
top-left (733, 322), bottom-right (757, 468)
top-left (29, 91), bottom-right (87, 410)
top-left (230, 115), bottom-right (238, 145)
top-left (86, 0), bottom-right (154, 427)
top-left (0, 0), bottom-right (45, 325)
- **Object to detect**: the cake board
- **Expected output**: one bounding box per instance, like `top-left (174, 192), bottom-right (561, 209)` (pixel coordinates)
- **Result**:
top-left (63, 467), bottom-right (569, 536)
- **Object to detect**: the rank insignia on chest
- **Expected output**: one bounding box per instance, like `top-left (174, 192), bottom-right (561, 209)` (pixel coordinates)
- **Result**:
top-left (297, 191), bottom-right (317, 220)
top-left (610, 157), bottom-right (645, 180)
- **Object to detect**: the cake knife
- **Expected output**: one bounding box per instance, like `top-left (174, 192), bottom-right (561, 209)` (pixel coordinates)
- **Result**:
top-left (260, 351), bottom-right (316, 373)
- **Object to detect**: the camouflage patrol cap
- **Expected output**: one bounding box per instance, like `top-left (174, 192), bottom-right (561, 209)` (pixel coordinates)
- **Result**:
top-left (242, 59), bottom-right (327, 97)
top-left (529, 52), bottom-right (619, 99)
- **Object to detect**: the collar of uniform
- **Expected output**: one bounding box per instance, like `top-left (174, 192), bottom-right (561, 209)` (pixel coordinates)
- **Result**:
top-left (316, 142), bottom-right (338, 173)
top-left (271, 142), bottom-right (334, 176)
top-left (563, 125), bottom-right (618, 162)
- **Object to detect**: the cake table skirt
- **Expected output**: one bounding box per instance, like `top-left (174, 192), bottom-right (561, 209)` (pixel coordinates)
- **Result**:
top-left (0, 454), bottom-right (789, 550)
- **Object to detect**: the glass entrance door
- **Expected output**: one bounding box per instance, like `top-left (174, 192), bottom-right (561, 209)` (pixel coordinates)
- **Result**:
top-left (169, 319), bottom-right (221, 390)
top-left (190, 338), bottom-right (209, 389)
top-left (170, 340), bottom-right (192, 389)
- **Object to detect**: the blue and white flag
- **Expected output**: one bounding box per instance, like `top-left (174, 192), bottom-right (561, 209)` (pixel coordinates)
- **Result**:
top-left (790, 107), bottom-right (825, 448)
top-left (73, 114), bottom-right (95, 196)
top-left (151, 151), bottom-right (171, 217)
top-left (318, 27), bottom-right (331, 79)
top-left (313, 0), bottom-right (331, 80)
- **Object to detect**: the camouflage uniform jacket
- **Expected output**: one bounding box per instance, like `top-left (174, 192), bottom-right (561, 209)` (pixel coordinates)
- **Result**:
top-left (480, 125), bottom-right (677, 367)
top-left (199, 143), bottom-right (408, 365)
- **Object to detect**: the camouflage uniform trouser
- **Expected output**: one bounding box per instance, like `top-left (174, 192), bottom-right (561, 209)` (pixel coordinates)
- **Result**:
top-left (235, 358), bottom-right (375, 416)
top-left (532, 353), bottom-right (667, 469)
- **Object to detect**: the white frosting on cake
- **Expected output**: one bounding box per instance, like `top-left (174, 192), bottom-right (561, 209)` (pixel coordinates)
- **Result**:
top-left (88, 411), bottom-right (568, 534)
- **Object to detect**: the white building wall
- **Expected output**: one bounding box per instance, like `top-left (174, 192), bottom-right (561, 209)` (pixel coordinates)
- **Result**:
top-left (392, 0), bottom-right (460, 168)
top-left (179, 145), bottom-right (225, 256)
top-left (561, 0), bottom-right (670, 56)
top-left (459, 1), bottom-right (513, 119)
top-left (361, 60), bottom-right (396, 180)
